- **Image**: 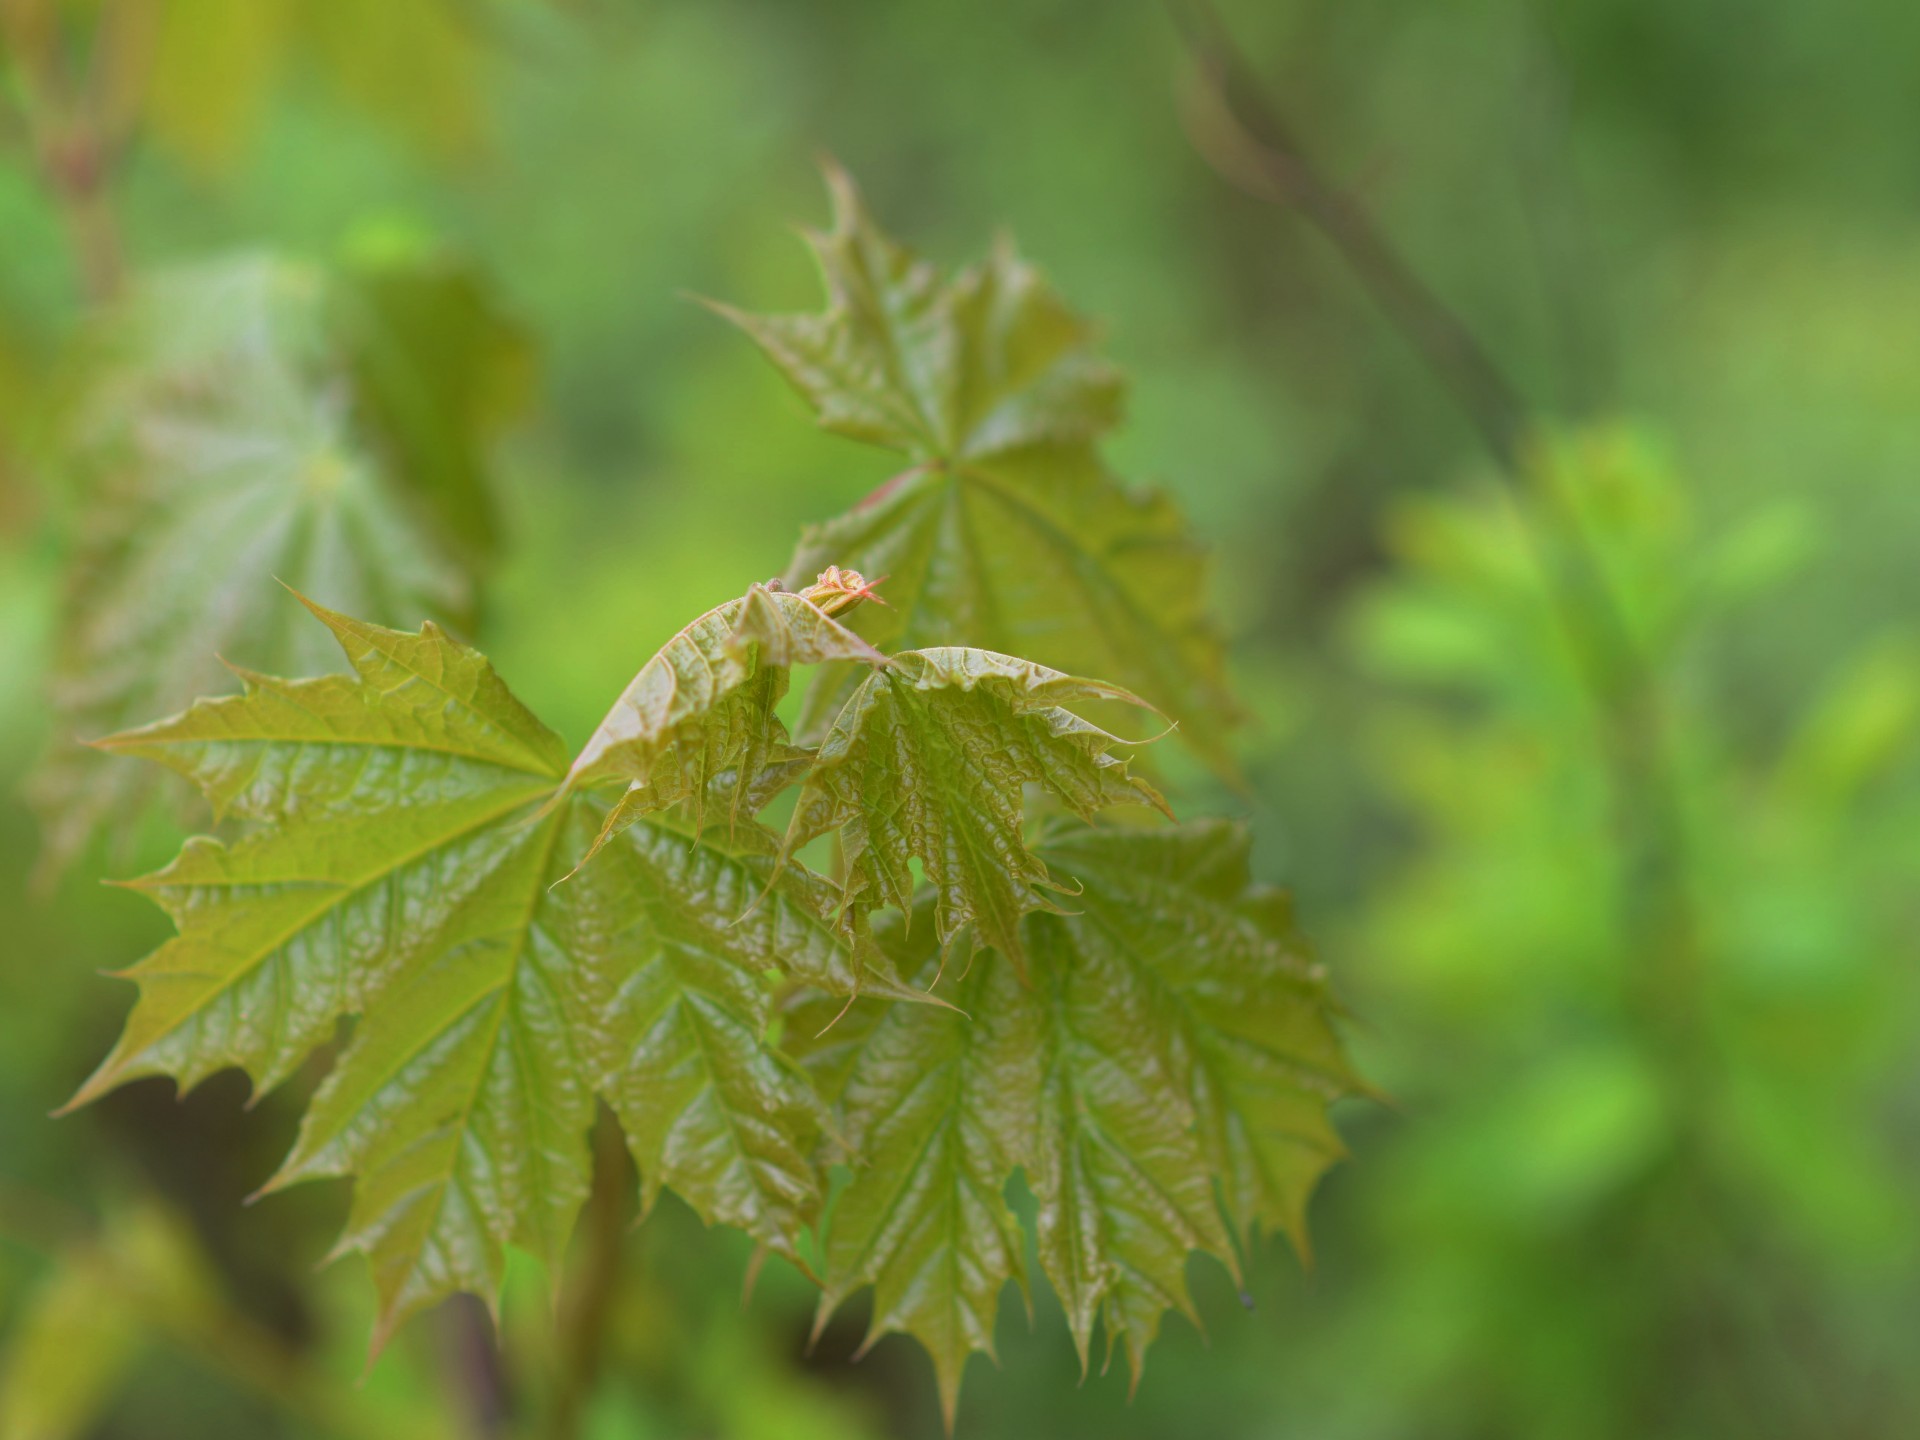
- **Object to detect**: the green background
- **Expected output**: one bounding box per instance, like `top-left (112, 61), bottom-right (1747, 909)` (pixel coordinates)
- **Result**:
top-left (2, 1), bottom-right (1916, 1436)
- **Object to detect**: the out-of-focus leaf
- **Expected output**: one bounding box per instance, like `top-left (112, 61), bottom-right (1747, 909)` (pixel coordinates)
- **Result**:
top-left (784, 647), bottom-right (1169, 973)
top-left (69, 601), bottom-right (916, 1348)
top-left (142, 0), bottom-right (521, 175)
top-left (29, 254), bottom-right (517, 881)
top-left (145, 0), bottom-right (293, 175)
top-left (0, 1244), bottom-right (142, 1440)
top-left (716, 167), bottom-right (1242, 774)
top-left (330, 245), bottom-right (536, 567)
top-left (0, 1203), bottom-right (214, 1440)
top-left (1773, 636), bottom-right (1920, 811)
top-left (1694, 499), bottom-right (1819, 612)
top-left (787, 823), bottom-right (1355, 1425)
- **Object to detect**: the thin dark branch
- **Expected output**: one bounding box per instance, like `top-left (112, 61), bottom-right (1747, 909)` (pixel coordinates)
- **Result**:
top-left (1168, 0), bottom-right (1529, 468)
top-left (551, 1108), bottom-right (636, 1440)
top-left (444, 1297), bottom-right (513, 1440)
top-left (1166, 1), bottom-right (1700, 1042)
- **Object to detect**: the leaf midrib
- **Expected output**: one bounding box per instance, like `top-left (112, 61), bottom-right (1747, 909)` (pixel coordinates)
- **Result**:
top-left (380, 802), bottom-right (572, 1296)
top-left (110, 782), bottom-right (557, 1089)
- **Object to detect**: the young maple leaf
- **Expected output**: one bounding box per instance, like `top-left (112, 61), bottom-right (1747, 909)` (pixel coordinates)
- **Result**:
top-left (784, 646), bottom-right (1172, 974)
top-left (67, 597), bottom-right (924, 1349)
top-left (710, 164), bottom-right (1245, 776)
top-left (784, 821), bottom-right (1360, 1429)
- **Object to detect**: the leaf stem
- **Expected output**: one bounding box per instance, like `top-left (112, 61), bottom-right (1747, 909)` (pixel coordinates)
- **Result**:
top-left (1166, 0), bottom-right (1700, 1045)
top-left (1167, 10), bottom-right (1822, 1423)
top-left (550, 1109), bottom-right (635, 1440)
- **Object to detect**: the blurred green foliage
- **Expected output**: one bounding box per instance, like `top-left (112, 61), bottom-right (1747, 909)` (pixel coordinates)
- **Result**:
top-left (26, 249), bottom-right (523, 877)
top-left (1341, 429), bottom-right (1920, 1438)
top-left (1, 1), bottom-right (1916, 1437)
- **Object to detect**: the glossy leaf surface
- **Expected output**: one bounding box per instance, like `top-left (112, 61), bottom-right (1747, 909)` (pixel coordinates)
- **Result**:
top-left (716, 167), bottom-right (1242, 771)
top-left (73, 601), bottom-right (898, 1345)
top-left (789, 822), bottom-right (1356, 1421)
top-left (785, 647), bottom-right (1169, 972)
top-left (565, 571), bottom-right (884, 830)
top-left (798, 938), bottom-right (1037, 1432)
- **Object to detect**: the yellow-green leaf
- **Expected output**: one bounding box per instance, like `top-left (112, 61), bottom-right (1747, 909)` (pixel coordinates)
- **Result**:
top-left (70, 601), bottom-right (913, 1346)
top-left (717, 166), bottom-right (1242, 773)
top-left (790, 823), bottom-right (1357, 1423)
top-left (785, 647), bottom-right (1169, 973)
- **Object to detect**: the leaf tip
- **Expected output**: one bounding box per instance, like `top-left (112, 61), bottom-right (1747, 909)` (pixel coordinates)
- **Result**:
top-left (813, 151), bottom-right (859, 219)
top-left (55, 1052), bottom-right (130, 1117)
top-left (806, 1294), bottom-right (837, 1356)
top-left (741, 1244), bottom-right (770, 1310)
top-left (1137, 776), bottom-right (1177, 822)
top-left (49, 1086), bottom-right (98, 1121)
top-left (685, 289), bottom-right (748, 327)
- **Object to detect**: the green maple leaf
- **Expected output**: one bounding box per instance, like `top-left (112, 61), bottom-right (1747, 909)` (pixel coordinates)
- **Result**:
top-left (67, 598), bottom-right (916, 1346)
top-left (711, 166), bottom-right (1243, 773)
top-left (30, 253), bottom-right (519, 882)
top-left (795, 939), bottom-right (1038, 1433)
top-left (1039, 823), bottom-right (1360, 1255)
top-left (786, 822), bottom-right (1356, 1424)
top-left (783, 647), bottom-right (1170, 974)
top-left (44, 170), bottom-right (1368, 1430)
top-left (563, 568), bottom-right (886, 856)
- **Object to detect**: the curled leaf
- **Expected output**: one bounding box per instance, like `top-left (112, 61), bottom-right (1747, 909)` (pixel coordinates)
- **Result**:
top-left (563, 573), bottom-right (886, 847)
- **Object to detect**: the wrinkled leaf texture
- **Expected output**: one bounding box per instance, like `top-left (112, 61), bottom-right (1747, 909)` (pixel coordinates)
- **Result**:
top-left (787, 822), bottom-right (1359, 1427)
top-left (63, 172), bottom-right (1362, 1428)
top-left (784, 646), bottom-right (1170, 973)
top-left (713, 166), bottom-right (1244, 775)
top-left (72, 597), bottom-right (920, 1347)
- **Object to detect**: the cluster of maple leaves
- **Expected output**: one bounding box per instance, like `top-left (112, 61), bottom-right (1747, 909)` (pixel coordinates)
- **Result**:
top-left (50, 169), bottom-right (1359, 1424)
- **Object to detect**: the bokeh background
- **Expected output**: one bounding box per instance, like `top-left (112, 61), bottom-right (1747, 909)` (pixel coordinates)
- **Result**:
top-left (3, 1), bottom-right (1918, 1437)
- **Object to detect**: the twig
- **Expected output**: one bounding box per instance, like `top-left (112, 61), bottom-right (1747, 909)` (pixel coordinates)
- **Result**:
top-left (551, 1109), bottom-right (636, 1440)
top-left (444, 1296), bottom-right (513, 1439)
top-left (1167, 0), bottom-right (1698, 1038)
top-left (1169, 0), bottom-right (1527, 468)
